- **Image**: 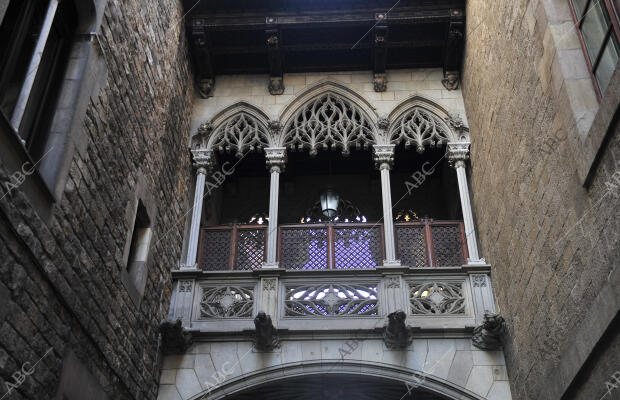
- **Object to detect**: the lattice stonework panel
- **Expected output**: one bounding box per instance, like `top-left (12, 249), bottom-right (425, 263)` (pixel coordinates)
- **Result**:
top-left (280, 227), bottom-right (328, 270)
top-left (284, 283), bottom-right (378, 316)
top-left (431, 225), bottom-right (463, 266)
top-left (198, 230), bottom-right (232, 271)
top-left (236, 229), bottom-right (265, 270)
top-left (396, 226), bottom-right (427, 267)
top-left (200, 286), bottom-right (254, 318)
top-left (334, 227), bottom-right (381, 269)
top-left (409, 281), bottom-right (465, 315)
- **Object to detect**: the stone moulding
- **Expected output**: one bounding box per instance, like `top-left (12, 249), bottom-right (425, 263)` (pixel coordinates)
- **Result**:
top-left (191, 84), bottom-right (471, 160)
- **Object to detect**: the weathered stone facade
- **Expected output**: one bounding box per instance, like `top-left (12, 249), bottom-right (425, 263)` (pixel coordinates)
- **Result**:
top-left (0, 1), bottom-right (192, 400)
top-left (462, 1), bottom-right (619, 399)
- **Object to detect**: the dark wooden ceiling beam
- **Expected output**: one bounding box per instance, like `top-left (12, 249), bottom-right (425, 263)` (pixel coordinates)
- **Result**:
top-left (208, 40), bottom-right (443, 55)
top-left (441, 9), bottom-right (464, 90)
top-left (191, 24), bottom-right (215, 98)
top-left (373, 13), bottom-right (388, 92)
top-left (265, 17), bottom-right (285, 95)
top-left (190, 7), bottom-right (456, 31)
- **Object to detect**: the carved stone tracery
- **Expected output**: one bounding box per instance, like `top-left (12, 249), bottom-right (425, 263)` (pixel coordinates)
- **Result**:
top-left (210, 113), bottom-right (270, 157)
top-left (389, 107), bottom-right (453, 153)
top-left (282, 93), bottom-right (375, 156)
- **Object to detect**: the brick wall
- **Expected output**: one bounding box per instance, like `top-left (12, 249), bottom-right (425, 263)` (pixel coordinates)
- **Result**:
top-left (462, 1), bottom-right (619, 399)
top-left (0, 0), bottom-right (192, 399)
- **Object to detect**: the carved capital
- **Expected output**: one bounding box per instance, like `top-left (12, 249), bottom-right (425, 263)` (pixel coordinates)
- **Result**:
top-left (191, 148), bottom-right (215, 170)
top-left (373, 144), bottom-right (395, 170)
top-left (472, 312), bottom-right (506, 350)
top-left (373, 72), bottom-right (388, 92)
top-left (268, 76), bottom-right (284, 95)
top-left (442, 71), bottom-right (460, 90)
top-left (197, 77), bottom-right (215, 98)
top-left (447, 142), bottom-right (470, 168)
top-left (159, 318), bottom-right (193, 354)
top-left (265, 147), bottom-right (287, 172)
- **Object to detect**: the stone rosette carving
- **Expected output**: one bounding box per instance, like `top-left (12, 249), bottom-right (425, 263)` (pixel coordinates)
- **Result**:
top-left (472, 312), bottom-right (506, 350)
top-left (383, 310), bottom-right (412, 349)
top-left (159, 318), bottom-right (193, 353)
top-left (254, 311), bottom-right (280, 351)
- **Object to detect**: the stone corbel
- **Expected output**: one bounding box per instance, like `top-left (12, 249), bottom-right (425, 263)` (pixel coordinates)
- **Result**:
top-left (472, 312), bottom-right (506, 350)
top-left (159, 318), bottom-right (193, 353)
top-left (253, 311), bottom-right (280, 351)
top-left (442, 71), bottom-right (460, 90)
top-left (383, 311), bottom-right (413, 349)
top-left (197, 78), bottom-right (215, 98)
top-left (373, 73), bottom-right (388, 93)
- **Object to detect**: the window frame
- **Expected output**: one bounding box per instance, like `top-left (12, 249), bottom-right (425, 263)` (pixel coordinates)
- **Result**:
top-left (568, 0), bottom-right (620, 100)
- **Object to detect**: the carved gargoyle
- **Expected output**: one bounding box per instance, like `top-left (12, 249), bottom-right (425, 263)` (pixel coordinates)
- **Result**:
top-left (472, 312), bottom-right (506, 350)
top-left (383, 311), bottom-right (413, 349)
top-left (254, 311), bottom-right (280, 351)
top-left (159, 318), bottom-right (193, 353)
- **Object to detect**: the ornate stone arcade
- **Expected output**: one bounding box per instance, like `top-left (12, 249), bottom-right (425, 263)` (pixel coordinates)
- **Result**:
top-left (160, 83), bottom-right (510, 400)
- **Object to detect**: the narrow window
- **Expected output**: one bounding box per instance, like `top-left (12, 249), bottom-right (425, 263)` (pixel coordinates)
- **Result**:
top-left (127, 200), bottom-right (152, 272)
top-left (0, 0), bottom-right (78, 160)
top-left (569, 0), bottom-right (620, 98)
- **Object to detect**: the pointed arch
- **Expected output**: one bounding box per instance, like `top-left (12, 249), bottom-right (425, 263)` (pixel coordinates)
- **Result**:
top-left (187, 360), bottom-right (485, 400)
top-left (388, 95), bottom-right (469, 153)
top-left (203, 102), bottom-right (273, 157)
top-left (278, 81), bottom-right (380, 156)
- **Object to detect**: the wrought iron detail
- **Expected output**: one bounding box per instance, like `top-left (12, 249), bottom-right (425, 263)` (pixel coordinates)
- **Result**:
top-left (284, 283), bottom-right (378, 316)
top-left (334, 227), bottom-right (382, 269)
top-left (409, 281), bottom-right (465, 315)
top-left (236, 229), bottom-right (266, 270)
top-left (396, 226), bottom-right (427, 267)
top-left (280, 227), bottom-right (328, 270)
top-left (282, 93), bottom-right (375, 156)
top-left (200, 286), bottom-right (254, 318)
top-left (211, 113), bottom-right (270, 157)
top-left (389, 107), bottom-right (452, 153)
top-left (198, 230), bottom-right (232, 271)
top-left (431, 225), bottom-right (464, 266)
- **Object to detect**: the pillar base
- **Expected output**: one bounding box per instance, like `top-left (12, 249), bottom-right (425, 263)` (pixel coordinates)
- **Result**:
top-left (379, 259), bottom-right (402, 268)
top-left (466, 258), bottom-right (487, 265)
top-left (262, 262), bottom-right (280, 269)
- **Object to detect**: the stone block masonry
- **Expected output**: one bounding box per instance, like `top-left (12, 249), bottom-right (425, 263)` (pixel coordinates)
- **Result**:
top-left (462, 1), bottom-right (619, 399)
top-left (0, 0), bottom-right (193, 399)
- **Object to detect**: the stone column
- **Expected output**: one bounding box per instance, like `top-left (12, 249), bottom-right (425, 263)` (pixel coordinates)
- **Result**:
top-left (448, 143), bottom-right (485, 264)
top-left (373, 144), bottom-right (400, 267)
top-left (263, 147), bottom-right (287, 268)
top-left (183, 148), bottom-right (212, 269)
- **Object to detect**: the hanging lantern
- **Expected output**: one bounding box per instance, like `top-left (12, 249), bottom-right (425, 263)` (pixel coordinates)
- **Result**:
top-left (320, 188), bottom-right (339, 218)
